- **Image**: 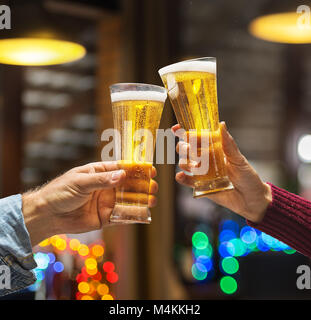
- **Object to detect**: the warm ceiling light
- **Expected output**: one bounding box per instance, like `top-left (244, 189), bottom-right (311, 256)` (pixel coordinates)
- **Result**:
top-left (249, 12), bottom-right (311, 44)
top-left (0, 38), bottom-right (86, 66)
top-left (0, 3), bottom-right (87, 66)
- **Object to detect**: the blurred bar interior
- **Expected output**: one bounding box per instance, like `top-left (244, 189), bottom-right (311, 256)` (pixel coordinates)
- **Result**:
top-left (0, 0), bottom-right (311, 300)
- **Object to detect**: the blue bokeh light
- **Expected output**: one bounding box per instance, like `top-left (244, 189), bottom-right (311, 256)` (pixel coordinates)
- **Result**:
top-left (53, 261), bottom-right (64, 273)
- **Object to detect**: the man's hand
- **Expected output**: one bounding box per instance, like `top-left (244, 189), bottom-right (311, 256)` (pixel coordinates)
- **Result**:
top-left (172, 122), bottom-right (272, 224)
top-left (22, 161), bottom-right (158, 246)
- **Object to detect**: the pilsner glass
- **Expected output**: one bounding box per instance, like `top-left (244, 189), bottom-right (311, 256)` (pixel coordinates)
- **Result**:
top-left (109, 83), bottom-right (166, 224)
top-left (158, 57), bottom-right (233, 197)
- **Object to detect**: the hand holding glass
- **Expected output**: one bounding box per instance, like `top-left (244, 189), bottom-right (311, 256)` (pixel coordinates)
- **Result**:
top-left (159, 57), bottom-right (233, 197)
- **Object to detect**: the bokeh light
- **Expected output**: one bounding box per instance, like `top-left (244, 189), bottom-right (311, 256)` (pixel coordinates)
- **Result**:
top-left (47, 253), bottom-right (56, 264)
top-left (103, 261), bottom-right (115, 273)
top-left (69, 239), bottom-right (81, 251)
top-left (85, 258), bottom-right (97, 270)
top-left (219, 230), bottom-right (236, 242)
top-left (81, 295), bottom-right (94, 300)
top-left (196, 255), bottom-right (213, 272)
top-left (191, 263), bottom-right (207, 281)
top-left (298, 135), bottom-right (311, 163)
top-left (55, 238), bottom-right (67, 251)
top-left (218, 241), bottom-right (235, 258)
top-left (192, 232), bottom-right (209, 250)
top-left (78, 244), bottom-right (90, 257)
top-left (78, 281), bottom-right (90, 294)
top-left (92, 245), bottom-right (104, 257)
top-left (97, 284), bottom-right (109, 296)
top-left (86, 267), bottom-right (98, 276)
top-left (39, 238), bottom-right (50, 247)
top-left (227, 238), bottom-right (247, 257)
top-left (240, 226), bottom-right (257, 244)
top-left (34, 252), bottom-right (49, 270)
top-left (220, 276), bottom-right (237, 294)
top-left (106, 272), bottom-right (119, 283)
top-left (220, 220), bottom-right (239, 234)
top-left (193, 243), bottom-right (213, 258)
top-left (53, 261), bottom-right (64, 273)
top-left (221, 257), bottom-right (239, 275)
top-left (92, 271), bottom-right (102, 281)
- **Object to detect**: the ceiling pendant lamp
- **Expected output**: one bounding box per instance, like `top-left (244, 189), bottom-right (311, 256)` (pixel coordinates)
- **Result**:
top-left (0, 2), bottom-right (86, 66)
top-left (249, 0), bottom-right (311, 44)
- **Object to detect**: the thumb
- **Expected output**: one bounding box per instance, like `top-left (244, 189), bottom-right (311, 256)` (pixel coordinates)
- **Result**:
top-left (75, 169), bottom-right (126, 194)
top-left (220, 122), bottom-right (247, 167)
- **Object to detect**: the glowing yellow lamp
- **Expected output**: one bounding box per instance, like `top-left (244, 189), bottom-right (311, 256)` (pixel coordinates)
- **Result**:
top-left (0, 38), bottom-right (86, 66)
top-left (249, 12), bottom-right (311, 44)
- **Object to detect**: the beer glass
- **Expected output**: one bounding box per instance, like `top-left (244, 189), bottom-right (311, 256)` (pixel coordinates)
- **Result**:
top-left (109, 83), bottom-right (167, 224)
top-left (158, 57), bottom-right (233, 198)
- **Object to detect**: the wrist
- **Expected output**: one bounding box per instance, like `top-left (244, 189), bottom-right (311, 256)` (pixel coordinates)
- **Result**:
top-left (252, 182), bottom-right (272, 224)
top-left (22, 189), bottom-right (57, 246)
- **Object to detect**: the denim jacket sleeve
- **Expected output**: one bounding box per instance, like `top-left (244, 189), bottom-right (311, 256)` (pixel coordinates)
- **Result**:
top-left (0, 194), bottom-right (37, 296)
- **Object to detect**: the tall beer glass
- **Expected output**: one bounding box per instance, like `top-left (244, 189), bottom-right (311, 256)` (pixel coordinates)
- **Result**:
top-left (109, 83), bottom-right (166, 224)
top-left (158, 57), bottom-right (233, 198)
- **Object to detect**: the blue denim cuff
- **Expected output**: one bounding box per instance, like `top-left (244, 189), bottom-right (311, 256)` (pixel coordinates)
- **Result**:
top-left (0, 194), bottom-right (37, 296)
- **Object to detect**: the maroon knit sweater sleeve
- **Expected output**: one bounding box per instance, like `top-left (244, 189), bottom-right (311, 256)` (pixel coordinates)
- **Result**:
top-left (247, 182), bottom-right (311, 258)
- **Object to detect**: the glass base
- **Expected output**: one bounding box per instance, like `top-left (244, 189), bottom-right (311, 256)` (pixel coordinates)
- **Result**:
top-left (193, 177), bottom-right (234, 198)
top-left (110, 204), bottom-right (151, 224)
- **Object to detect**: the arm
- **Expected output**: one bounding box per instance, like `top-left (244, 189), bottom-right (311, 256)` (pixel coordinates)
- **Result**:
top-left (0, 161), bottom-right (158, 296)
top-left (22, 161), bottom-right (157, 246)
top-left (248, 183), bottom-right (311, 257)
top-left (173, 122), bottom-right (311, 257)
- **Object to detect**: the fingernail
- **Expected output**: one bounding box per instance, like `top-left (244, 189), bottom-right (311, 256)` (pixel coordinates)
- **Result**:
top-left (183, 170), bottom-right (194, 176)
top-left (190, 160), bottom-right (199, 168)
top-left (221, 121), bottom-right (228, 131)
top-left (111, 170), bottom-right (124, 181)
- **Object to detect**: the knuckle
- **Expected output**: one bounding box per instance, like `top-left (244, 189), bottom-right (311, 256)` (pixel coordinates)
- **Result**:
top-left (97, 174), bottom-right (110, 185)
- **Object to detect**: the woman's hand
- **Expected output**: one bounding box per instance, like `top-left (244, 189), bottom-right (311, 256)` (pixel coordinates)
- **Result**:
top-left (172, 122), bottom-right (272, 224)
top-left (22, 161), bottom-right (158, 245)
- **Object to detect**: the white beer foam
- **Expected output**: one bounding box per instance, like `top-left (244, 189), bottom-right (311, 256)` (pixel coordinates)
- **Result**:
top-left (111, 90), bottom-right (167, 103)
top-left (158, 60), bottom-right (216, 76)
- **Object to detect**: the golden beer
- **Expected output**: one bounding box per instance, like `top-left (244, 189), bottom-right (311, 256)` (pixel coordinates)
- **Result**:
top-left (159, 57), bottom-right (233, 197)
top-left (110, 83), bottom-right (166, 223)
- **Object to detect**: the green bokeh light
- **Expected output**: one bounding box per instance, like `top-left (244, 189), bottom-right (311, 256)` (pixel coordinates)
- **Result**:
top-left (221, 257), bottom-right (239, 275)
top-left (191, 263), bottom-right (207, 281)
top-left (247, 241), bottom-right (258, 252)
top-left (228, 238), bottom-right (247, 257)
top-left (283, 248), bottom-right (296, 255)
top-left (220, 276), bottom-right (237, 294)
top-left (192, 232), bottom-right (209, 250)
top-left (193, 243), bottom-right (213, 258)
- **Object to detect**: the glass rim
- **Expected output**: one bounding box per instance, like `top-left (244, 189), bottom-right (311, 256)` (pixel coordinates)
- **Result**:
top-left (110, 82), bottom-right (166, 93)
top-left (158, 57), bottom-right (216, 76)
top-left (110, 82), bottom-right (167, 103)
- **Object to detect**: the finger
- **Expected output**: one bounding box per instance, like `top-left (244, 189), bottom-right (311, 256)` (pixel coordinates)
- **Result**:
top-left (148, 194), bottom-right (157, 208)
top-left (171, 124), bottom-right (186, 140)
top-left (151, 166), bottom-right (157, 179)
top-left (149, 179), bottom-right (158, 195)
top-left (220, 122), bottom-right (248, 167)
top-left (176, 141), bottom-right (189, 155)
top-left (175, 171), bottom-right (195, 188)
top-left (74, 161), bottom-right (120, 173)
top-left (171, 124), bottom-right (181, 134)
top-left (76, 170), bottom-right (126, 193)
top-left (178, 159), bottom-right (198, 173)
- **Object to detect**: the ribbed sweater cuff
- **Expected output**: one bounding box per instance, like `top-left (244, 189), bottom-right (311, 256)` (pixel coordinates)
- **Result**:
top-left (247, 183), bottom-right (311, 257)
